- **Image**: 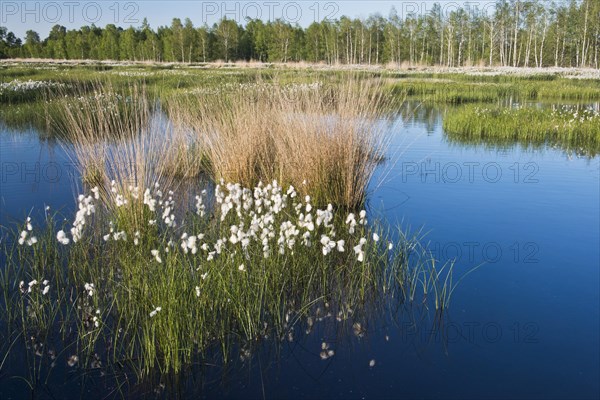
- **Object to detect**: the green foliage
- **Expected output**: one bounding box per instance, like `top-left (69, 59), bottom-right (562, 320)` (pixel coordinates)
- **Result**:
top-left (443, 104), bottom-right (600, 157)
top-left (1, 0), bottom-right (599, 67)
top-left (387, 75), bottom-right (600, 104)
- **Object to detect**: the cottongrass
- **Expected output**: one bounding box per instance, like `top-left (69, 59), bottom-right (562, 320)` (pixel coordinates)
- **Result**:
top-left (0, 179), bottom-right (457, 385)
top-left (0, 79), bottom-right (66, 94)
top-left (0, 75), bottom-right (470, 391)
top-left (0, 79), bottom-right (69, 107)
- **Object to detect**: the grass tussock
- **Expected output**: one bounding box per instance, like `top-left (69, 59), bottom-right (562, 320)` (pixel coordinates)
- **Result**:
top-left (48, 77), bottom-right (391, 212)
top-left (169, 77), bottom-right (392, 209)
top-left (50, 82), bottom-right (210, 228)
top-left (443, 105), bottom-right (600, 156)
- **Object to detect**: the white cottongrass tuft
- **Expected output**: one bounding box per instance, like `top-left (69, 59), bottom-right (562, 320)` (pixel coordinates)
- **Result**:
top-left (84, 283), bottom-right (95, 297)
top-left (18, 227), bottom-right (37, 246)
top-left (27, 280), bottom-right (38, 293)
top-left (151, 249), bottom-right (162, 263)
top-left (56, 230), bottom-right (70, 245)
top-left (149, 306), bottom-right (162, 318)
top-left (353, 238), bottom-right (368, 262)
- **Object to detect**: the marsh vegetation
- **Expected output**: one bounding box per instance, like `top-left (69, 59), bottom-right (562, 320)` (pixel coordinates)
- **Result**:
top-left (443, 104), bottom-right (600, 156)
top-left (1, 63), bottom-right (598, 396)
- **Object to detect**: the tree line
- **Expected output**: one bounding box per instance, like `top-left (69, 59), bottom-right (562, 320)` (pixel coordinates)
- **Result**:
top-left (1, 0), bottom-right (598, 68)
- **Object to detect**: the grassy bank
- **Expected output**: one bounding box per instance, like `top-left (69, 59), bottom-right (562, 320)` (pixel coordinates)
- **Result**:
top-left (387, 75), bottom-right (600, 104)
top-left (4, 63), bottom-right (600, 109)
top-left (443, 105), bottom-right (600, 156)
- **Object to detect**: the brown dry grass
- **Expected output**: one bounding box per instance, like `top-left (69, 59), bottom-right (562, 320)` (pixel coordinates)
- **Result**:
top-left (49, 75), bottom-right (392, 211)
top-left (169, 76), bottom-right (391, 208)
top-left (50, 82), bottom-right (204, 229)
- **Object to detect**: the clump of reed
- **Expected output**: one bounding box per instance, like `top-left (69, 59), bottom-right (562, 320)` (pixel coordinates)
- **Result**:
top-left (169, 77), bottom-right (392, 209)
top-left (49, 81), bottom-right (209, 229)
top-left (443, 104), bottom-right (600, 156)
top-left (4, 70), bottom-right (395, 211)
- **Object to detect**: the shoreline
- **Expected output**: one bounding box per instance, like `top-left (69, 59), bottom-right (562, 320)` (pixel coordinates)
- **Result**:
top-left (2, 58), bottom-right (600, 80)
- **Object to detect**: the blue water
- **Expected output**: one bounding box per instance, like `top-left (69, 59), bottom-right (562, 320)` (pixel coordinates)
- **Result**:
top-left (1, 105), bottom-right (599, 398)
top-left (0, 128), bottom-right (79, 225)
top-left (371, 111), bottom-right (600, 398)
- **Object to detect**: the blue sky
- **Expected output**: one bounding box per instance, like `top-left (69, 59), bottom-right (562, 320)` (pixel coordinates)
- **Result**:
top-left (1, 1), bottom-right (495, 39)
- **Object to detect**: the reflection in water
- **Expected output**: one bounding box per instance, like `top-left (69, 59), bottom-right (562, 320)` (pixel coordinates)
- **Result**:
top-left (394, 101), bottom-right (444, 135)
top-left (0, 289), bottom-right (454, 399)
top-left (444, 132), bottom-right (598, 159)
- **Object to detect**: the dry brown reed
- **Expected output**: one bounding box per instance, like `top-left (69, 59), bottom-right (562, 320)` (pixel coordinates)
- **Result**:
top-left (168, 76), bottom-right (391, 208)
